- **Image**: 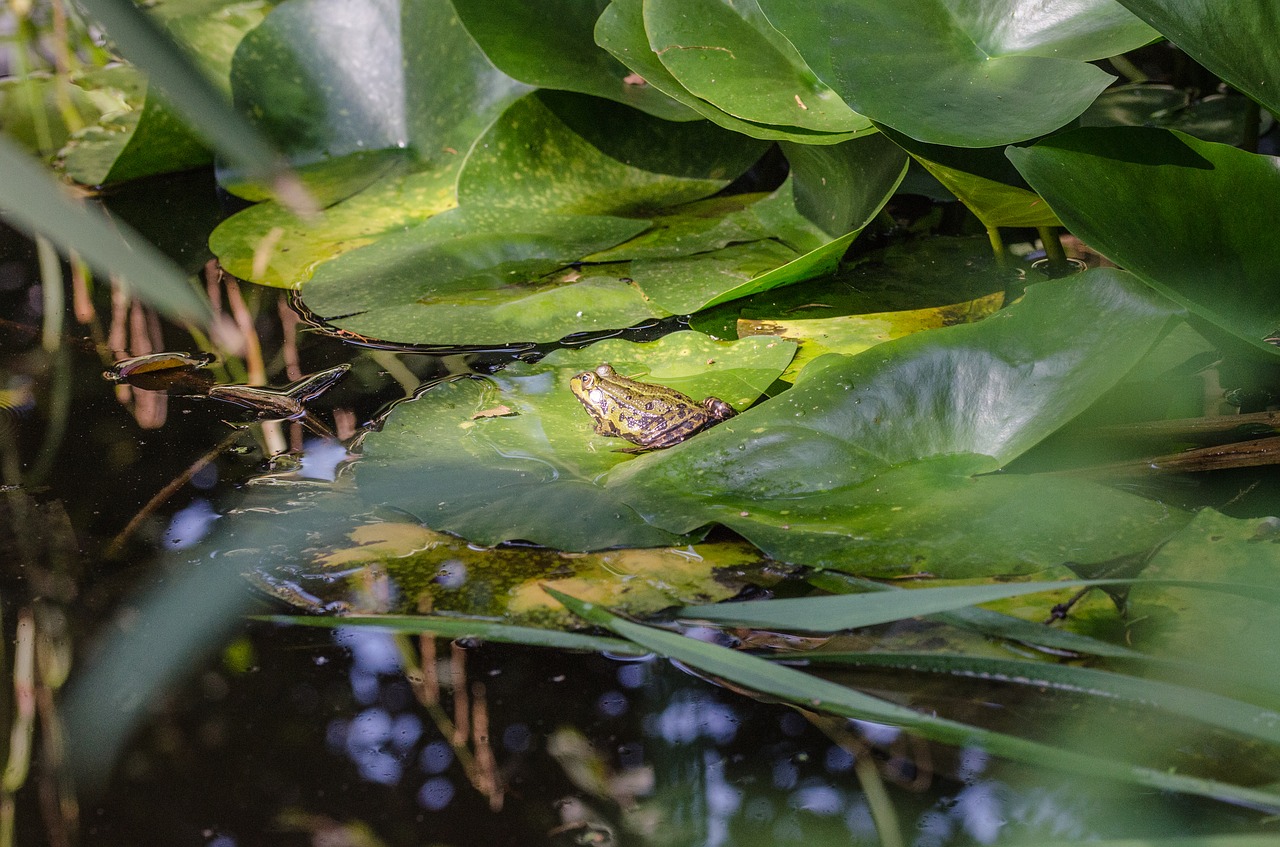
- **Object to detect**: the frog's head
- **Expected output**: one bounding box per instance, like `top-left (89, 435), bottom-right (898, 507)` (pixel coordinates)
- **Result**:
top-left (569, 363), bottom-right (609, 407)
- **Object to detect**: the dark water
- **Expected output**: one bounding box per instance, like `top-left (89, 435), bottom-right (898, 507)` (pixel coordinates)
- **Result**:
top-left (0, 174), bottom-right (1272, 846)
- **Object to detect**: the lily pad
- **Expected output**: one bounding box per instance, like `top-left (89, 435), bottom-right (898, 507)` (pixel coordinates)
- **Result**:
top-left (781, 133), bottom-right (909, 237)
top-left (594, 0), bottom-right (864, 144)
top-left (210, 0), bottom-right (531, 284)
top-left (297, 207), bottom-right (658, 344)
top-left (289, 521), bottom-right (759, 625)
top-left (209, 164), bottom-right (459, 287)
top-left (356, 331), bottom-right (797, 550)
top-left (450, 0), bottom-right (695, 121)
top-left (1008, 127), bottom-right (1280, 360)
top-left (644, 0), bottom-right (865, 133)
top-left (230, 0), bottom-right (529, 170)
top-left (456, 89), bottom-right (767, 216)
top-left (295, 169), bottom-right (900, 345)
top-left (603, 270), bottom-right (1188, 574)
top-left (59, 0), bottom-right (273, 186)
top-left (1113, 0), bottom-right (1280, 119)
top-left (758, 0), bottom-right (1157, 146)
top-left (879, 126), bottom-right (1060, 229)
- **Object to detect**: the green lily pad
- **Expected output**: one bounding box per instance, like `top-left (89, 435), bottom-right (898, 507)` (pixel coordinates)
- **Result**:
top-left (879, 126), bottom-right (1060, 229)
top-left (210, 0), bottom-right (531, 285)
top-left (296, 169), bottom-right (899, 345)
top-left (758, 0), bottom-right (1156, 146)
top-left (456, 90), bottom-right (767, 216)
top-left (594, 0), bottom-right (863, 144)
top-left (602, 270), bottom-right (1187, 574)
top-left (781, 133), bottom-right (909, 237)
top-left (644, 0), bottom-right (865, 133)
top-left (1008, 127), bottom-right (1280, 360)
top-left (450, 0), bottom-right (694, 121)
top-left (0, 72), bottom-right (119, 159)
top-left (297, 208), bottom-right (659, 344)
top-left (279, 520), bottom-right (759, 625)
top-left (230, 0), bottom-right (529, 169)
top-left (1113, 0), bottom-right (1280, 119)
top-left (59, 0), bottom-right (273, 186)
top-left (209, 164), bottom-right (459, 287)
top-left (356, 331), bottom-right (797, 550)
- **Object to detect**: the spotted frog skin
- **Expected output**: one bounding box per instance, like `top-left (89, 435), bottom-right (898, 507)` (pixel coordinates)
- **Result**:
top-left (569, 363), bottom-right (736, 450)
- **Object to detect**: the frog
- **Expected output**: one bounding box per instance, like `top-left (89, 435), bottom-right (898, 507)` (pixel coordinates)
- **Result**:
top-left (569, 363), bottom-right (736, 451)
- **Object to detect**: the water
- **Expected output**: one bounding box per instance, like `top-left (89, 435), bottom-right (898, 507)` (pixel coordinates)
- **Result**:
top-left (0, 176), bottom-right (1273, 845)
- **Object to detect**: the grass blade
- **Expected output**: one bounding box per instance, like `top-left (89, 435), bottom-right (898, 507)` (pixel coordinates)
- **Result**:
top-left (807, 571), bottom-right (1145, 658)
top-left (549, 588), bottom-right (1280, 811)
top-left (788, 651), bottom-right (1280, 746)
top-left (678, 578), bottom-right (1280, 632)
top-left (0, 134), bottom-right (212, 326)
top-left (258, 613), bottom-right (648, 655)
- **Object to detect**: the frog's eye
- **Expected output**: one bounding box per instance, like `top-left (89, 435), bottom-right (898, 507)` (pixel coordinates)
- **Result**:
top-left (588, 388), bottom-right (604, 405)
top-left (579, 373), bottom-right (595, 388)
top-left (596, 364), bottom-right (612, 376)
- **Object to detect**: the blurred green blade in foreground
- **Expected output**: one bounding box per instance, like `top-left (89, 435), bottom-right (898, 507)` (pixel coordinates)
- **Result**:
top-left (0, 135), bottom-right (212, 327)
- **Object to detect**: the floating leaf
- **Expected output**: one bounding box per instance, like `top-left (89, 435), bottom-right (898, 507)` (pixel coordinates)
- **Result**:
top-left (356, 331), bottom-right (796, 549)
top-left (644, 0), bottom-right (865, 133)
top-left (450, 0), bottom-right (694, 120)
top-left (296, 206), bottom-right (655, 344)
top-left (209, 165), bottom-right (459, 287)
top-left (879, 126), bottom-right (1060, 229)
top-left (456, 90), bottom-right (767, 216)
top-left (594, 0), bottom-right (862, 144)
top-left (739, 291), bottom-right (1005, 381)
top-left (604, 271), bottom-right (1187, 574)
top-left (758, 0), bottom-right (1156, 146)
top-left (1008, 127), bottom-right (1280, 360)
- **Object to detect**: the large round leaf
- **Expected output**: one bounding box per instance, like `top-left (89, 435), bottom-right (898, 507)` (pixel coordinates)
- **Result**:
top-left (878, 126), bottom-right (1059, 229)
top-left (1113, 0), bottom-right (1280, 119)
top-left (60, 0), bottom-right (273, 186)
top-left (228, 0), bottom-right (529, 180)
top-left (457, 90), bottom-right (767, 216)
top-left (298, 207), bottom-right (656, 344)
top-left (450, 0), bottom-right (694, 121)
top-left (356, 331), bottom-right (797, 549)
top-left (1008, 127), bottom-right (1280, 359)
top-left (594, 0), bottom-right (864, 144)
top-left (758, 0), bottom-right (1156, 146)
top-left (604, 270), bottom-right (1187, 574)
top-left (211, 0), bottom-right (531, 285)
top-left (781, 133), bottom-right (909, 237)
top-left (644, 0), bottom-right (864, 133)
